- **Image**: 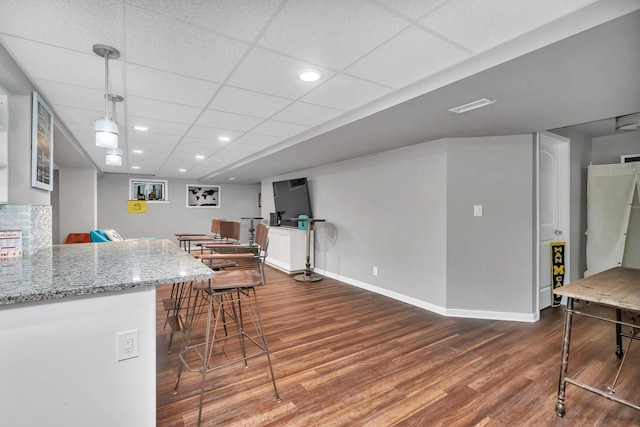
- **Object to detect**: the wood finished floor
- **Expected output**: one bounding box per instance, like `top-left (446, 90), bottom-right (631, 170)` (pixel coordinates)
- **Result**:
top-left (156, 266), bottom-right (640, 426)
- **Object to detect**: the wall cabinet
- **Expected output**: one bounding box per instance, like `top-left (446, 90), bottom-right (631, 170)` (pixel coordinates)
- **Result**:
top-left (266, 226), bottom-right (313, 273)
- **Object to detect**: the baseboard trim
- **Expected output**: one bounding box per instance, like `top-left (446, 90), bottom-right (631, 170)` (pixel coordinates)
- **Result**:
top-left (314, 268), bottom-right (538, 323)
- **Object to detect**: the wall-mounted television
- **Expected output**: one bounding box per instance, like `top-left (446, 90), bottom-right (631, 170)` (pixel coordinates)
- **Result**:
top-left (272, 177), bottom-right (312, 227)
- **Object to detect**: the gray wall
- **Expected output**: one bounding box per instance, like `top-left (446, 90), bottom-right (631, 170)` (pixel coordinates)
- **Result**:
top-left (275, 140), bottom-right (449, 307)
top-left (97, 173), bottom-right (261, 243)
top-left (446, 135), bottom-right (535, 313)
top-left (591, 131), bottom-right (640, 165)
top-left (262, 136), bottom-right (541, 318)
top-left (58, 168), bottom-right (97, 242)
top-left (8, 94), bottom-right (50, 206)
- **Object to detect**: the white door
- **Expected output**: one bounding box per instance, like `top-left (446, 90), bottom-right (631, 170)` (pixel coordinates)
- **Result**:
top-left (538, 132), bottom-right (570, 310)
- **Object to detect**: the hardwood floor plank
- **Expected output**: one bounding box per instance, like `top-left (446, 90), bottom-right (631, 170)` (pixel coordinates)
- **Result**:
top-left (156, 267), bottom-right (640, 426)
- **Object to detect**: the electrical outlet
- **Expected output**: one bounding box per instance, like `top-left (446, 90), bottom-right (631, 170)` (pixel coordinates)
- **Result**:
top-left (373, 266), bottom-right (378, 276)
top-left (117, 330), bottom-right (139, 361)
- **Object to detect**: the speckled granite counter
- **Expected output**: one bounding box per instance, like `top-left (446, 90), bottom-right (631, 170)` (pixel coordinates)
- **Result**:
top-left (0, 238), bottom-right (215, 305)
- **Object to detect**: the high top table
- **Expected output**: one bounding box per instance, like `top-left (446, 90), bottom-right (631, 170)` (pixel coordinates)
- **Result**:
top-left (553, 267), bottom-right (640, 417)
top-left (241, 217), bottom-right (263, 246)
top-left (291, 217), bottom-right (325, 282)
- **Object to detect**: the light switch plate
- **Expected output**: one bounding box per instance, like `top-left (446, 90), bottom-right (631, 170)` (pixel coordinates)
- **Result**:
top-left (474, 205), bottom-right (483, 217)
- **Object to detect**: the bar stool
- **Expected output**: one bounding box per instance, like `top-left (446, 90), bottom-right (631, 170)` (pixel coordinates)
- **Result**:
top-left (172, 224), bottom-right (280, 425)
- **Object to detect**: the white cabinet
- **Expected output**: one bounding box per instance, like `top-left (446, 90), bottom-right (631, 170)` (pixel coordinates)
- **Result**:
top-left (0, 91), bottom-right (8, 204)
top-left (266, 226), bottom-right (313, 273)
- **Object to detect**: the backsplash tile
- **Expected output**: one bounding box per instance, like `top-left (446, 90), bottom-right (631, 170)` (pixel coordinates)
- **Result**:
top-left (0, 205), bottom-right (52, 256)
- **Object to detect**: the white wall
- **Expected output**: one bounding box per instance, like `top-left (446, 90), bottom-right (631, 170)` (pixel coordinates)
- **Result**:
top-left (553, 127), bottom-right (592, 281)
top-left (0, 288), bottom-right (157, 427)
top-left (98, 173), bottom-right (261, 242)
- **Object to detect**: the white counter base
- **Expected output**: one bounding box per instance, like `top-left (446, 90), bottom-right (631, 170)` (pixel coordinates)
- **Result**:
top-left (266, 226), bottom-right (313, 274)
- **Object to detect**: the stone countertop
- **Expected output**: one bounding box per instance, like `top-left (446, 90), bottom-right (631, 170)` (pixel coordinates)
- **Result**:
top-left (0, 239), bottom-right (215, 305)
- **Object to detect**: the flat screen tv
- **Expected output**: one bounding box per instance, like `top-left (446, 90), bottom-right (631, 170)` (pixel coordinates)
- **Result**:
top-left (272, 177), bottom-right (312, 227)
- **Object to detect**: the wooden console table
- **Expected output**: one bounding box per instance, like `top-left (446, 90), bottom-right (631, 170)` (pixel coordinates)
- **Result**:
top-left (554, 267), bottom-right (640, 417)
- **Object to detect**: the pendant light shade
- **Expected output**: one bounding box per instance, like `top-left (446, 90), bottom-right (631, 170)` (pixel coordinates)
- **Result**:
top-left (105, 147), bottom-right (123, 166)
top-left (93, 44), bottom-right (120, 148)
top-left (95, 118), bottom-right (119, 148)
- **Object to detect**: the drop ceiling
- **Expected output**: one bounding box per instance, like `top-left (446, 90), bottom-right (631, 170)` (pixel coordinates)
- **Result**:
top-left (0, 0), bottom-right (638, 184)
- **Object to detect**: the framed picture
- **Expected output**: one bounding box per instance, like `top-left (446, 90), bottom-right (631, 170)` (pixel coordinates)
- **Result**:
top-left (621, 154), bottom-right (640, 163)
top-left (31, 92), bottom-right (54, 191)
top-left (186, 184), bottom-right (220, 208)
top-left (129, 179), bottom-right (168, 202)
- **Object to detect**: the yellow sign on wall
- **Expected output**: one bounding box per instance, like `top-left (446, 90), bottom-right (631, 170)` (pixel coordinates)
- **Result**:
top-left (551, 241), bottom-right (565, 307)
top-left (127, 200), bottom-right (147, 213)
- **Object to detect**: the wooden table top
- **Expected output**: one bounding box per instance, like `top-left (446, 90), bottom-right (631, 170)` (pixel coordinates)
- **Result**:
top-left (554, 267), bottom-right (640, 311)
top-left (176, 235), bottom-right (219, 242)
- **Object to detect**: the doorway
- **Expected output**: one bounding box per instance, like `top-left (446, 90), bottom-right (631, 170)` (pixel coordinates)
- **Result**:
top-left (537, 131), bottom-right (570, 311)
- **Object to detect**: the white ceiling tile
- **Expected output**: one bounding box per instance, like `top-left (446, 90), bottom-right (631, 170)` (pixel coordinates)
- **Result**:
top-left (227, 48), bottom-right (334, 99)
top-left (124, 0), bottom-right (281, 43)
top-left (1, 37), bottom-right (124, 93)
top-left (345, 27), bottom-right (470, 89)
top-left (374, 0), bottom-right (447, 18)
top-left (234, 133), bottom-right (284, 147)
top-left (251, 120), bottom-right (310, 138)
top-left (37, 80), bottom-right (105, 112)
top-left (420, 0), bottom-right (598, 53)
top-left (272, 101), bottom-right (344, 126)
top-left (124, 5), bottom-right (249, 82)
top-left (196, 110), bottom-right (264, 132)
top-left (52, 105), bottom-right (108, 126)
top-left (210, 150), bottom-right (247, 162)
top-left (301, 74), bottom-right (393, 111)
top-left (126, 132), bottom-right (181, 147)
top-left (126, 96), bottom-right (201, 124)
top-left (258, 0), bottom-right (409, 70)
top-left (126, 141), bottom-right (175, 155)
top-left (222, 142), bottom-right (265, 154)
top-left (0, 0), bottom-right (123, 52)
top-left (128, 149), bottom-right (166, 160)
top-left (125, 116), bottom-right (190, 136)
top-left (210, 86), bottom-right (292, 118)
top-left (186, 126), bottom-right (244, 142)
top-left (178, 137), bottom-right (227, 154)
top-left (125, 64), bottom-right (219, 107)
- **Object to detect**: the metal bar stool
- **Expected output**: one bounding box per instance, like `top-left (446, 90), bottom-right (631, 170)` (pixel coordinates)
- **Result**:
top-left (172, 224), bottom-right (280, 425)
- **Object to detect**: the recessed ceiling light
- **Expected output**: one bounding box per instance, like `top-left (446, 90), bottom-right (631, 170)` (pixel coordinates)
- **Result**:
top-left (228, 177), bottom-right (236, 181)
top-left (299, 70), bottom-right (321, 82)
top-left (448, 98), bottom-right (496, 114)
top-left (133, 125), bottom-right (149, 131)
top-left (218, 136), bottom-right (231, 142)
top-left (179, 168), bottom-right (186, 172)
top-left (132, 149), bottom-right (143, 154)
top-left (195, 155), bottom-right (205, 160)
top-left (131, 166), bottom-right (140, 170)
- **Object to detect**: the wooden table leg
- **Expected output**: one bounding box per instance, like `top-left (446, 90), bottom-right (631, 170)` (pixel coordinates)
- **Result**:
top-left (556, 297), bottom-right (574, 417)
top-left (616, 308), bottom-right (624, 358)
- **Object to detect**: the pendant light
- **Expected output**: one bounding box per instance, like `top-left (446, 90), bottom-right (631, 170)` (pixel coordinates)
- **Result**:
top-left (93, 44), bottom-right (120, 148)
top-left (105, 147), bottom-right (123, 166)
top-left (104, 94), bottom-right (124, 166)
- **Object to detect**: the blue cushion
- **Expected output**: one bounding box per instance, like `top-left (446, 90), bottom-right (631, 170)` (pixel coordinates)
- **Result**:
top-left (90, 230), bottom-right (110, 242)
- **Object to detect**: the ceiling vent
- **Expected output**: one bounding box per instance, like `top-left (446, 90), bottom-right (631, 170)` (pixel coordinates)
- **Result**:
top-left (615, 112), bottom-right (640, 131)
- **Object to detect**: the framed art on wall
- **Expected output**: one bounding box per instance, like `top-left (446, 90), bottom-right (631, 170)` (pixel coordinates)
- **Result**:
top-left (31, 92), bottom-right (54, 191)
top-left (129, 179), bottom-right (168, 202)
top-left (186, 184), bottom-right (220, 208)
